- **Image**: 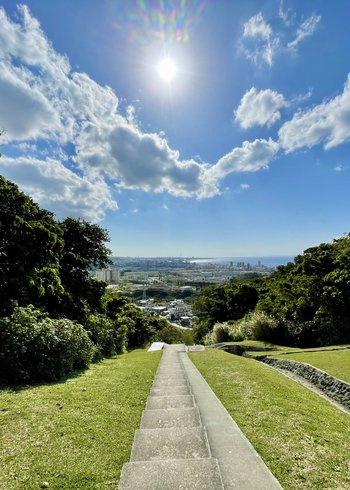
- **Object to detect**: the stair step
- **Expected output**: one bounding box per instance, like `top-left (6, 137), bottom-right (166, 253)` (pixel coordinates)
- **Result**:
top-left (130, 427), bottom-right (210, 461)
top-left (146, 395), bottom-right (195, 410)
top-left (155, 372), bottom-right (187, 380)
top-left (119, 458), bottom-right (223, 489)
top-left (140, 407), bottom-right (201, 429)
top-left (151, 385), bottom-right (191, 396)
top-left (152, 379), bottom-right (188, 389)
top-left (157, 363), bottom-right (183, 370)
top-left (155, 370), bottom-right (185, 376)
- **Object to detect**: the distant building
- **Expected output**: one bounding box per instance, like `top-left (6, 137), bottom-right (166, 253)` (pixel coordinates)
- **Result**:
top-left (95, 268), bottom-right (120, 283)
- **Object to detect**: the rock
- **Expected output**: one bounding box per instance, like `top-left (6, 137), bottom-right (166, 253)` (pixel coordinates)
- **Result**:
top-left (260, 357), bottom-right (350, 409)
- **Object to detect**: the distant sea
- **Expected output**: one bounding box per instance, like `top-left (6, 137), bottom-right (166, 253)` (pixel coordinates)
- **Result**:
top-left (189, 256), bottom-right (294, 268)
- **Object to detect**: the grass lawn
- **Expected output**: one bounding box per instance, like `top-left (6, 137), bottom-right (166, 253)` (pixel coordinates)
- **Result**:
top-left (214, 340), bottom-right (288, 349)
top-left (190, 349), bottom-right (350, 490)
top-left (0, 349), bottom-right (161, 490)
top-left (272, 350), bottom-right (350, 383)
top-left (247, 343), bottom-right (350, 357)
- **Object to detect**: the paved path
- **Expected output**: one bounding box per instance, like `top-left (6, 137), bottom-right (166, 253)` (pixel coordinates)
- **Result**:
top-left (119, 345), bottom-right (283, 489)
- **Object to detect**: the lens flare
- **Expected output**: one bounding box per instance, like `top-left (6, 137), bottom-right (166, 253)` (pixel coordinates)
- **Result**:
top-left (158, 58), bottom-right (177, 81)
top-left (110, 0), bottom-right (206, 44)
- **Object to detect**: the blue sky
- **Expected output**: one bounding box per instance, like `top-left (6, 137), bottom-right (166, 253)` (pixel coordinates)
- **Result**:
top-left (1, 0), bottom-right (350, 257)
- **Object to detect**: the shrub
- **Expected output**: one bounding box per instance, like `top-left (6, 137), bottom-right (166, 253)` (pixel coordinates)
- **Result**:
top-left (85, 313), bottom-right (127, 360)
top-left (203, 322), bottom-right (233, 345)
top-left (154, 324), bottom-right (194, 345)
top-left (0, 306), bottom-right (95, 384)
top-left (237, 311), bottom-right (281, 342)
top-left (192, 318), bottom-right (213, 344)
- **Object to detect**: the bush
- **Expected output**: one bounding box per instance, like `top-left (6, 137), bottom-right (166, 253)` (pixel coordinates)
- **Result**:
top-left (0, 306), bottom-right (95, 384)
top-left (85, 313), bottom-right (127, 360)
top-left (154, 324), bottom-right (194, 345)
top-left (192, 318), bottom-right (213, 344)
top-left (203, 322), bottom-right (233, 345)
top-left (237, 311), bottom-right (282, 342)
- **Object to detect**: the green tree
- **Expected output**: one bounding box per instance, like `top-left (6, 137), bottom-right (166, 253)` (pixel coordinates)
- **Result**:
top-left (259, 236), bottom-right (350, 346)
top-left (58, 217), bottom-right (112, 320)
top-left (0, 176), bottom-right (64, 315)
top-left (192, 283), bottom-right (259, 326)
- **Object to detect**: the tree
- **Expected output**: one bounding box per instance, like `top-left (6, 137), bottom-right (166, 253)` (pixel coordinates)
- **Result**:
top-left (58, 217), bottom-right (112, 320)
top-left (0, 176), bottom-right (64, 315)
top-left (192, 283), bottom-right (259, 327)
top-left (258, 235), bottom-right (350, 346)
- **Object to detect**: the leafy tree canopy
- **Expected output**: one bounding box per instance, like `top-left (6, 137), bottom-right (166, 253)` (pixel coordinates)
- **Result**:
top-left (0, 176), bottom-right (111, 320)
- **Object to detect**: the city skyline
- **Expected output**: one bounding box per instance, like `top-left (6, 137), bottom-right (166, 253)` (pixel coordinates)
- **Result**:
top-left (1, 1), bottom-right (350, 256)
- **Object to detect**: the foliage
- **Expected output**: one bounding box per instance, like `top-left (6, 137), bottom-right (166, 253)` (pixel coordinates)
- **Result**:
top-left (0, 306), bottom-right (95, 384)
top-left (234, 310), bottom-right (285, 343)
top-left (0, 176), bottom-right (64, 316)
top-left (0, 177), bottom-right (111, 322)
top-left (194, 235), bottom-right (350, 347)
top-left (58, 217), bottom-right (111, 321)
top-left (203, 322), bottom-right (234, 345)
top-left (192, 318), bottom-right (213, 344)
top-left (192, 283), bottom-right (259, 324)
top-left (258, 235), bottom-right (350, 346)
top-left (153, 324), bottom-right (194, 345)
top-left (85, 313), bottom-right (127, 360)
top-left (192, 283), bottom-right (259, 342)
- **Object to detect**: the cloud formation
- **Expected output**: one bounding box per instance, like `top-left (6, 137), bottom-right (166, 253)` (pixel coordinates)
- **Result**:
top-left (209, 139), bottom-right (279, 179)
top-left (241, 12), bottom-right (277, 66)
top-left (279, 74), bottom-right (350, 152)
top-left (0, 156), bottom-right (117, 221)
top-left (0, 4), bottom-right (282, 219)
top-left (287, 15), bottom-right (321, 50)
top-left (243, 12), bottom-right (271, 40)
top-left (235, 87), bottom-right (288, 129)
top-left (240, 7), bottom-right (321, 66)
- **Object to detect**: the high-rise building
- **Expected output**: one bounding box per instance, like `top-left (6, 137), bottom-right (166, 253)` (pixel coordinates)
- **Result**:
top-left (95, 268), bottom-right (120, 283)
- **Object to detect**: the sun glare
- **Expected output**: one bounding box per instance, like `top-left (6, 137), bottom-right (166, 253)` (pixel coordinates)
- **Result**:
top-left (158, 58), bottom-right (177, 81)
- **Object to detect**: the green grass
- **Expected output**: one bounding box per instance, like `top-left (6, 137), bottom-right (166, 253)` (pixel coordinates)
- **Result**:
top-left (0, 349), bottom-right (162, 489)
top-left (214, 340), bottom-right (286, 348)
top-left (272, 350), bottom-right (350, 383)
top-left (190, 349), bottom-right (350, 490)
top-left (250, 343), bottom-right (350, 357)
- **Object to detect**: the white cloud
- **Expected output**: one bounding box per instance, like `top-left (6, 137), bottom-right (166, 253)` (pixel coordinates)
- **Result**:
top-left (0, 156), bottom-right (117, 221)
top-left (240, 8), bottom-right (321, 66)
top-left (0, 61), bottom-right (61, 141)
top-left (278, 1), bottom-right (296, 26)
top-left (235, 87), bottom-right (288, 129)
top-left (287, 15), bottom-right (321, 50)
top-left (334, 164), bottom-right (347, 172)
top-left (241, 12), bottom-right (278, 67)
top-left (240, 184), bottom-right (250, 190)
top-left (208, 138), bottom-right (279, 180)
top-left (279, 74), bottom-right (350, 152)
top-left (0, 4), bottom-right (282, 218)
top-left (243, 12), bottom-right (271, 40)
top-left (74, 121), bottom-right (219, 198)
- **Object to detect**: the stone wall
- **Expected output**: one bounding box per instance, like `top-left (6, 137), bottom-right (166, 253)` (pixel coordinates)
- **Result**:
top-left (258, 356), bottom-right (350, 409)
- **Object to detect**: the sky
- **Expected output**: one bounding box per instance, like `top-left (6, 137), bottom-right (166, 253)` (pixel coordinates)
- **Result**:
top-left (1, 0), bottom-right (350, 257)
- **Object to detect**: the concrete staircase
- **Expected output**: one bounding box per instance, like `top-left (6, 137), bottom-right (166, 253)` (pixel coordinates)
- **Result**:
top-left (119, 344), bottom-right (283, 489)
top-left (119, 344), bottom-right (224, 489)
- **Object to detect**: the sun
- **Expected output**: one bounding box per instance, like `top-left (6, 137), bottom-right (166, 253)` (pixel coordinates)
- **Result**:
top-left (158, 58), bottom-right (177, 82)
